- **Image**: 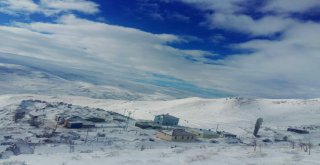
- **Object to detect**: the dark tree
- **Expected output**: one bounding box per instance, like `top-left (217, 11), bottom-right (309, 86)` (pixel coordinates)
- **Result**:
top-left (253, 118), bottom-right (263, 137)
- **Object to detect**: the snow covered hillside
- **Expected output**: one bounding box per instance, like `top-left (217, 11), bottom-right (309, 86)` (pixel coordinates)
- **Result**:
top-left (1, 94), bottom-right (320, 134)
top-left (0, 94), bottom-right (319, 165)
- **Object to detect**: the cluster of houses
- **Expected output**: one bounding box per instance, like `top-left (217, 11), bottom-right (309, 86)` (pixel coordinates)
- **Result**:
top-left (135, 114), bottom-right (235, 142)
top-left (28, 112), bottom-right (99, 129)
top-left (27, 107), bottom-right (236, 143)
top-left (55, 114), bottom-right (106, 129)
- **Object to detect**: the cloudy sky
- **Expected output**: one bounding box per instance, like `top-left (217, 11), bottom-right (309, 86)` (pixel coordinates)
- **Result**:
top-left (0, 0), bottom-right (320, 99)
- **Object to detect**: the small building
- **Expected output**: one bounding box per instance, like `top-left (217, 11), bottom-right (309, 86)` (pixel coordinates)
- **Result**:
top-left (28, 112), bottom-right (46, 127)
top-left (55, 114), bottom-right (68, 124)
top-left (135, 121), bottom-right (161, 129)
top-left (29, 112), bottom-right (46, 119)
top-left (82, 121), bottom-right (95, 128)
top-left (189, 129), bottom-right (220, 139)
top-left (287, 128), bottom-right (309, 134)
top-left (154, 114), bottom-right (179, 126)
top-left (85, 117), bottom-right (105, 123)
top-left (113, 117), bottom-right (127, 123)
top-left (156, 129), bottom-right (195, 142)
top-left (223, 132), bottom-right (237, 138)
top-left (63, 116), bottom-right (95, 129)
top-left (66, 121), bottom-right (83, 129)
top-left (64, 116), bottom-right (84, 128)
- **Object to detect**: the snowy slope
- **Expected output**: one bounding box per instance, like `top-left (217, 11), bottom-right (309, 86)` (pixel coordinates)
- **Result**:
top-left (1, 94), bottom-right (319, 134)
top-left (0, 94), bottom-right (319, 165)
top-left (3, 145), bottom-right (320, 165)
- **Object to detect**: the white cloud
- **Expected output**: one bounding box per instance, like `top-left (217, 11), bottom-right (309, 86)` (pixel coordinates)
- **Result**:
top-left (175, 0), bottom-right (320, 98)
top-left (0, 0), bottom-right (99, 16)
top-left (178, 0), bottom-right (317, 36)
top-left (178, 0), bottom-right (245, 13)
top-left (1, 14), bottom-right (320, 98)
top-left (1, 1), bottom-right (320, 98)
top-left (263, 0), bottom-right (320, 13)
top-left (179, 0), bottom-right (320, 15)
top-left (40, 0), bottom-right (99, 15)
top-left (218, 21), bottom-right (320, 98)
top-left (0, 0), bottom-right (38, 15)
top-left (206, 13), bottom-right (296, 36)
top-left (0, 15), bottom-right (217, 91)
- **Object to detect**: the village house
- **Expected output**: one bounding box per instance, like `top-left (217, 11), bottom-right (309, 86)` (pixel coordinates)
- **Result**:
top-left (66, 121), bottom-right (83, 129)
top-left (29, 111), bottom-right (46, 120)
top-left (222, 132), bottom-right (237, 138)
top-left (55, 114), bottom-right (67, 125)
top-left (65, 121), bottom-right (95, 129)
top-left (287, 128), bottom-right (309, 134)
top-left (156, 129), bottom-right (195, 142)
top-left (63, 116), bottom-right (84, 127)
top-left (61, 116), bottom-right (95, 129)
top-left (154, 114), bottom-right (179, 126)
top-left (84, 116), bottom-right (106, 123)
top-left (135, 121), bottom-right (162, 129)
top-left (82, 121), bottom-right (95, 128)
top-left (189, 129), bottom-right (220, 139)
top-left (28, 112), bottom-right (46, 127)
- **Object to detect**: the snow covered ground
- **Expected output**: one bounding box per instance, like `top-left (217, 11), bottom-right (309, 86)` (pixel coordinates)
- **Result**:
top-left (0, 94), bottom-right (319, 165)
top-left (3, 145), bottom-right (320, 165)
top-left (1, 94), bottom-right (319, 133)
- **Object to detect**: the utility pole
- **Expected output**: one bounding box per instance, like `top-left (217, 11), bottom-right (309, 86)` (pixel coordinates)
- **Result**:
top-left (85, 129), bottom-right (89, 144)
top-left (123, 109), bottom-right (128, 131)
top-left (125, 111), bottom-right (132, 131)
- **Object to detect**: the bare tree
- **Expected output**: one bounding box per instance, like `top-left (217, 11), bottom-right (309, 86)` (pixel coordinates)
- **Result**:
top-left (253, 139), bottom-right (257, 152)
top-left (299, 141), bottom-right (313, 155)
top-left (308, 141), bottom-right (312, 155)
top-left (253, 118), bottom-right (263, 137)
top-left (140, 144), bottom-right (146, 151)
top-left (69, 140), bottom-right (75, 153)
top-left (289, 140), bottom-right (295, 149)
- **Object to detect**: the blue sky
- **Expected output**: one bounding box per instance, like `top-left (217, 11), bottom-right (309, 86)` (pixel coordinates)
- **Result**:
top-left (92, 0), bottom-right (255, 56)
top-left (0, 0), bottom-right (320, 99)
